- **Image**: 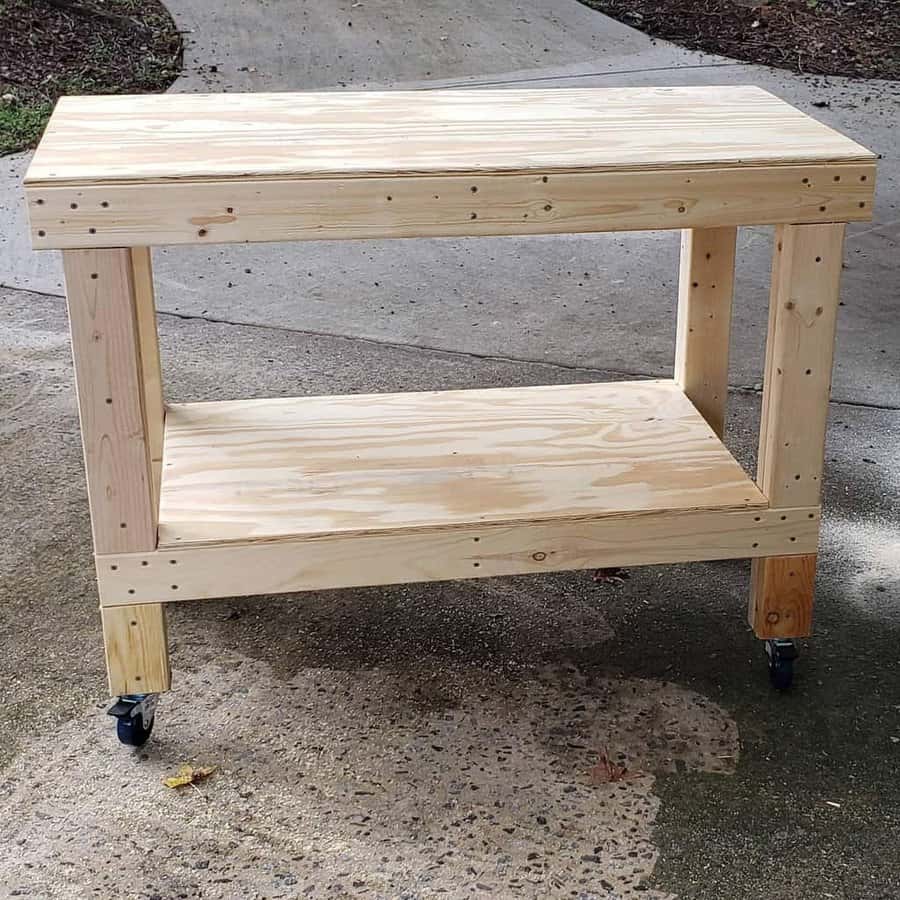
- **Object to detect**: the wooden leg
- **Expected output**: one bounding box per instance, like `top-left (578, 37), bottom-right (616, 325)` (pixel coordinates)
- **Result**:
top-left (674, 226), bottom-right (737, 438)
top-left (63, 248), bottom-right (171, 691)
top-left (131, 247), bottom-right (165, 514)
top-left (102, 605), bottom-right (171, 695)
top-left (749, 223), bottom-right (845, 638)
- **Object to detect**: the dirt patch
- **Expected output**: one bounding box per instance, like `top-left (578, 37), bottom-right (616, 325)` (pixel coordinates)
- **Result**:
top-left (0, 0), bottom-right (182, 154)
top-left (579, 0), bottom-right (899, 80)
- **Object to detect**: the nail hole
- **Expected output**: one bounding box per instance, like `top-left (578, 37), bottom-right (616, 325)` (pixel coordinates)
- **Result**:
top-left (833, 175), bottom-right (840, 182)
top-left (472, 563), bottom-right (480, 568)
top-left (88, 227), bottom-right (96, 234)
top-left (141, 560), bottom-right (149, 566)
top-left (815, 256), bottom-right (822, 263)
top-left (678, 206), bottom-right (686, 213)
top-left (105, 397), bottom-right (112, 404)
top-left (780, 515), bottom-right (787, 520)
top-left (859, 202), bottom-right (866, 208)
top-left (134, 676), bottom-right (141, 681)
top-left (130, 620), bottom-right (137, 626)
top-left (789, 571), bottom-right (796, 577)
top-left (790, 537), bottom-right (797, 542)
top-left (473, 537), bottom-right (480, 543)
top-left (110, 565), bottom-right (118, 571)
top-left (91, 272), bottom-right (99, 279)
top-left (101, 201), bottom-right (109, 208)
top-left (171, 584), bottom-right (179, 590)
top-left (544, 204), bottom-right (552, 211)
top-left (127, 589), bottom-right (135, 595)
top-left (754, 516), bottom-right (761, 522)
top-left (198, 228), bottom-right (207, 237)
top-left (805, 369), bottom-right (812, 375)
top-left (802, 178), bottom-right (809, 184)
top-left (541, 176), bottom-right (548, 183)
top-left (819, 206), bottom-right (826, 212)
top-left (37, 230), bottom-right (46, 237)
top-left (752, 542), bottom-right (759, 548)
top-left (36, 198), bottom-right (44, 205)
top-left (470, 212), bottom-right (477, 219)
top-left (120, 522), bottom-right (127, 528)
top-left (794, 474), bottom-right (801, 480)
top-left (226, 206), bottom-right (234, 213)
top-left (169, 559), bottom-right (177, 565)
top-left (386, 196), bottom-right (392, 201)
top-left (70, 202), bottom-right (78, 209)
top-left (470, 186), bottom-right (478, 193)
top-left (691, 281), bottom-right (698, 288)
top-left (860, 175), bottom-right (867, 182)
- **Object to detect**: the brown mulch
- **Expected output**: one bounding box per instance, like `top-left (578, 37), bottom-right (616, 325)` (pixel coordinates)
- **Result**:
top-left (0, 0), bottom-right (182, 152)
top-left (579, 0), bottom-right (900, 80)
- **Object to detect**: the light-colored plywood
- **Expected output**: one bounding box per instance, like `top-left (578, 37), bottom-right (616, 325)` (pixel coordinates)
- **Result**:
top-left (25, 87), bottom-right (875, 185)
top-left (675, 226), bottom-right (737, 437)
top-left (130, 247), bottom-right (164, 516)
top-left (26, 163), bottom-right (875, 249)
top-left (97, 505), bottom-right (820, 606)
top-left (749, 223), bottom-right (845, 638)
top-left (156, 380), bottom-right (766, 547)
top-left (101, 604), bottom-right (171, 694)
top-left (62, 249), bottom-right (156, 553)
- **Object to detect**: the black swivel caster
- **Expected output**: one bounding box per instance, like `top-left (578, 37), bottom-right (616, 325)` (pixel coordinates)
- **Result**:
top-left (765, 638), bottom-right (797, 690)
top-left (108, 694), bottom-right (158, 746)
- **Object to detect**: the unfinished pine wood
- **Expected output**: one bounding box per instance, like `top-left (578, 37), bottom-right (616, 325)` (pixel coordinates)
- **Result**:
top-left (749, 223), bottom-right (845, 638)
top-left (101, 604), bottom-right (171, 694)
top-left (130, 247), bottom-right (164, 516)
top-left (25, 87), bottom-right (875, 184)
top-left (63, 249), bottom-right (156, 552)
top-left (155, 380), bottom-right (766, 548)
top-left (97, 505), bottom-right (820, 606)
top-left (749, 554), bottom-right (816, 638)
top-left (675, 226), bottom-right (737, 437)
top-left (756, 224), bottom-right (845, 506)
top-left (26, 162), bottom-right (875, 249)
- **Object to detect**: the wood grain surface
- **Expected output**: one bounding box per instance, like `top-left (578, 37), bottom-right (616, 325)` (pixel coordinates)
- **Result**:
top-left (97, 505), bottom-right (820, 606)
top-left (156, 380), bottom-right (766, 547)
top-left (26, 87), bottom-right (874, 185)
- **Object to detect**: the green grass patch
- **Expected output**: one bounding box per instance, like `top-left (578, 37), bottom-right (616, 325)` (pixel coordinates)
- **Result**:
top-left (0, 102), bottom-right (53, 155)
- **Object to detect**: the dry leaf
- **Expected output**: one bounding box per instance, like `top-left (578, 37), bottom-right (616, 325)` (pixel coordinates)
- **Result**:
top-left (163, 764), bottom-right (216, 789)
top-left (588, 750), bottom-right (641, 785)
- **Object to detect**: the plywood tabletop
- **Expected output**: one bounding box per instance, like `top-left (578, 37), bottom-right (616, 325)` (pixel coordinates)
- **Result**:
top-left (156, 380), bottom-right (766, 548)
top-left (26, 86), bottom-right (875, 186)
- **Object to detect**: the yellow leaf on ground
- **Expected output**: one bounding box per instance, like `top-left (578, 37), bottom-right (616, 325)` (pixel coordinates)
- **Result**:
top-left (163, 764), bottom-right (216, 789)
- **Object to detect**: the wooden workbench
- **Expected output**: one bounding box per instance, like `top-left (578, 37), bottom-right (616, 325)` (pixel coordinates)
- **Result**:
top-left (25, 86), bottom-right (877, 722)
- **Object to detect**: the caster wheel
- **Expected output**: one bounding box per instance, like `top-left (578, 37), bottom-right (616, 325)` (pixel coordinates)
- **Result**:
top-left (108, 694), bottom-right (158, 747)
top-left (116, 713), bottom-right (154, 747)
top-left (765, 639), bottom-right (797, 691)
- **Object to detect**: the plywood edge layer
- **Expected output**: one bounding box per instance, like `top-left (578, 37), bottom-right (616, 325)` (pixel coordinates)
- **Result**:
top-left (28, 162), bottom-right (876, 249)
top-left (97, 505), bottom-right (820, 606)
top-left (23, 153), bottom-right (879, 188)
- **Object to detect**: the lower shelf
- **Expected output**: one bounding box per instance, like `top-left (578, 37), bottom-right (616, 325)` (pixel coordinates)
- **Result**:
top-left (157, 379), bottom-right (765, 547)
top-left (95, 380), bottom-right (821, 606)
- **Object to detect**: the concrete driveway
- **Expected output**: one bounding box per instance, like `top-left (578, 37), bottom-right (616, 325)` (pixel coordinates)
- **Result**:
top-left (0, 2), bottom-right (898, 898)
